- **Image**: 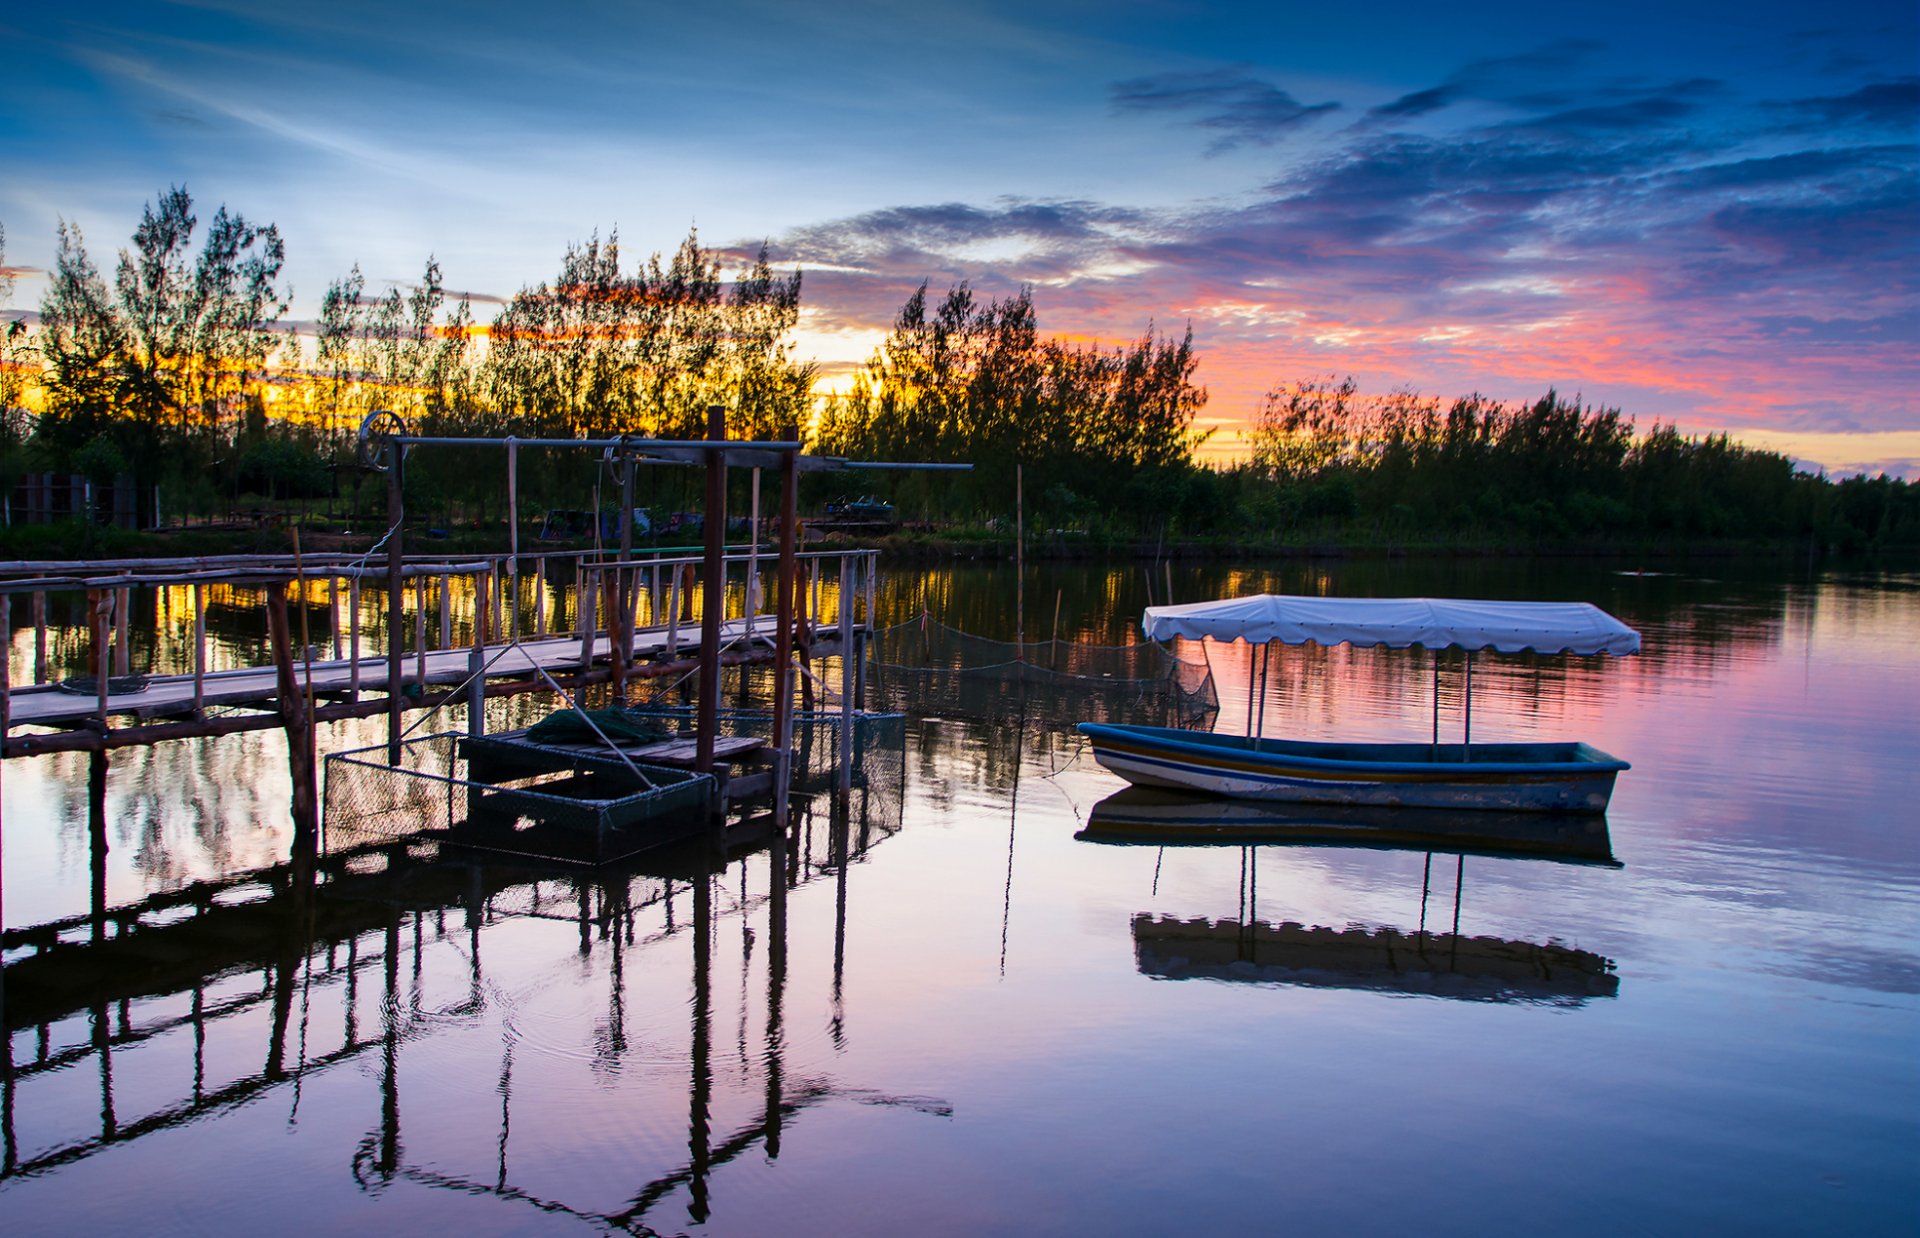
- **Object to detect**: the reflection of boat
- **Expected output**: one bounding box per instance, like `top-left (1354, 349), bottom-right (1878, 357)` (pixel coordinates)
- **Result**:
top-left (1129, 915), bottom-right (1618, 1003)
top-left (1077, 787), bottom-right (1621, 866)
top-left (1079, 786), bottom-right (1622, 1004)
top-left (1079, 594), bottom-right (1638, 813)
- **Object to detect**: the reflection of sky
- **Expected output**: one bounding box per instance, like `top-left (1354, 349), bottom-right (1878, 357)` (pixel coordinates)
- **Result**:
top-left (1, 565), bottom-right (1916, 1230)
top-left (2, 2), bottom-right (1915, 474)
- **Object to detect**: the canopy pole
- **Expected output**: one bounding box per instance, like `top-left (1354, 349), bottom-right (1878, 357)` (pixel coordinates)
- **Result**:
top-left (1462, 651), bottom-right (1474, 760)
top-left (1253, 641), bottom-right (1271, 746)
top-left (1431, 651), bottom-right (1441, 760)
top-left (1243, 642), bottom-right (1257, 739)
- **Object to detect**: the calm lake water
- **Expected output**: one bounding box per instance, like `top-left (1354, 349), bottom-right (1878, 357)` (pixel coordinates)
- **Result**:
top-left (2, 557), bottom-right (1916, 1235)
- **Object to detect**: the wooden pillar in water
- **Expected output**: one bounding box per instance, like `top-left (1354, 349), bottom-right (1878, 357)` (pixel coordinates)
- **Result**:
top-left (385, 444), bottom-right (406, 765)
top-left (192, 583), bottom-right (206, 715)
top-left (616, 447), bottom-right (635, 698)
top-left (507, 438), bottom-right (520, 644)
top-left (89, 749), bottom-right (108, 946)
top-left (266, 581), bottom-right (319, 844)
top-left (838, 554), bottom-right (853, 794)
top-left (772, 434), bottom-right (799, 825)
top-left (32, 591), bottom-right (47, 684)
top-left (696, 406), bottom-right (726, 775)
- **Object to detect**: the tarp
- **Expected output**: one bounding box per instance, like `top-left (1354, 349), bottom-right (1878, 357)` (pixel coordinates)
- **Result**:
top-left (1141, 594), bottom-right (1640, 656)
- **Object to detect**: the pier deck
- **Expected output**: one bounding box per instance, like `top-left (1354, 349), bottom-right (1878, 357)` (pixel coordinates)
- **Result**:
top-left (3, 614), bottom-right (852, 730)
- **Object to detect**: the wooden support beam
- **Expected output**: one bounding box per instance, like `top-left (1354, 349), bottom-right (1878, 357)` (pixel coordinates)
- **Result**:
top-left (265, 583), bottom-right (318, 840)
top-left (385, 449), bottom-right (405, 765)
top-left (697, 406), bottom-right (726, 774)
top-left (772, 433), bottom-right (799, 825)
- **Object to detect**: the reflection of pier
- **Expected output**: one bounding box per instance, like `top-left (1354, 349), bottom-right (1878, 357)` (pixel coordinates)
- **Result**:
top-left (2, 784), bottom-right (917, 1223)
top-left (1081, 788), bottom-right (1622, 1006)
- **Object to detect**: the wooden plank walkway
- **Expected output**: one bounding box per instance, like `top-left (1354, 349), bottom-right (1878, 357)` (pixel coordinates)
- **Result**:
top-left (5, 615), bottom-right (852, 729)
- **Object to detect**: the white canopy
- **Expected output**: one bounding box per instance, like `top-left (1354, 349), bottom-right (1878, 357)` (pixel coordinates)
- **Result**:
top-left (1142, 594), bottom-right (1640, 656)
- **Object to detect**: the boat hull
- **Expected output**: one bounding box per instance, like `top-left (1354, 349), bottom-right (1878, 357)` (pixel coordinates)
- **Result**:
top-left (1077, 723), bottom-right (1627, 814)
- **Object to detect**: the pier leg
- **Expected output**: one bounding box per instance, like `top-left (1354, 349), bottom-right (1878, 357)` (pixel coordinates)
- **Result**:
top-left (838, 557), bottom-right (853, 795)
top-left (696, 406), bottom-right (726, 775)
top-left (772, 433), bottom-right (799, 825)
top-left (386, 449), bottom-right (406, 765)
top-left (266, 583), bottom-right (319, 843)
top-left (88, 750), bottom-right (109, 945)
top-left (32, 591), bottom-right (46, 684)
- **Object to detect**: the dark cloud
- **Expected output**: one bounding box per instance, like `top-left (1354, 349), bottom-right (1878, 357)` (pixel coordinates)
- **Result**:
top-left (1665, 145), bottom-right (1913, 191)
top-left (1778, 78), bottom-right (1920, 128)
top-left (1109, 68), bottom-right (1338, 151)
top-left (1371, 85), bottom-right (1457, 119)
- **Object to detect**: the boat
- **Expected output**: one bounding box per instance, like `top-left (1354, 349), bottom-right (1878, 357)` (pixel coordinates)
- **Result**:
top-left (1078, 594), bottom-right (1638, 814)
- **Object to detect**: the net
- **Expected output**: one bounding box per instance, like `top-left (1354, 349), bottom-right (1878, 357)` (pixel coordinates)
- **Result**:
top-left (322, 708), bottom-right (906, 865)
top-left (867, 614), bottom-right (1218, 727)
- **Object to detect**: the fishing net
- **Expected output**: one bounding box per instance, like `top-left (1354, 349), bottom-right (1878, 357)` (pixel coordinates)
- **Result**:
top-left (867, 615), bottom-right (1218, 727)
top-left (322, 708), bottom-right (906, 865)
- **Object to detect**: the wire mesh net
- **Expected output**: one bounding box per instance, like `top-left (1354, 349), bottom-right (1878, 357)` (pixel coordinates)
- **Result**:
top-left (867, 615), bottom-right (1218, 727)
top-left (322, 708), bottom-right (907, 865)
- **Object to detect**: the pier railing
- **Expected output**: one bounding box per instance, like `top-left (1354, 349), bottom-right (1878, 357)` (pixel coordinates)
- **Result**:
top-left (0, 545), bottom-right (880, 752)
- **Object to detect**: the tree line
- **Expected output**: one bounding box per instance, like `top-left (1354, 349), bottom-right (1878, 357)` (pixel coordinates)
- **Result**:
top-left (0, 187), bottom-right (1911, 552)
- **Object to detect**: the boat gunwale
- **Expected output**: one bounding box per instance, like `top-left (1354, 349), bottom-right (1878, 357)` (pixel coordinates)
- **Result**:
top-left (1076, 721), bottom-right (1631, 776)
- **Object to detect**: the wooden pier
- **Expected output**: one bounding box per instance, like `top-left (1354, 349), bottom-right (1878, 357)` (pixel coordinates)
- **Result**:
top-left (0, 546), bottom-right (875, 750)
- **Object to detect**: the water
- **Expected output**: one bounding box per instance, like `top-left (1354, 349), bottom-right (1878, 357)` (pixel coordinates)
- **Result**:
top-left (3, 558), bottom-right (1917, 1235)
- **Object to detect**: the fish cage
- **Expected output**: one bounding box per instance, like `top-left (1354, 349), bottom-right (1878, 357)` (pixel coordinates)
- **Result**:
top-left (324, 733), bottom-right (712, 865)
top-left (868, 616), bottom-right (1218, 727)
top-left (322, 707), bottom-right (907, 865)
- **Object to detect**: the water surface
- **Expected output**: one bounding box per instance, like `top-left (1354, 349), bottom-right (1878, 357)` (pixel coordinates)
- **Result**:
top-left (2, 558), bottom-right (1915, 1235)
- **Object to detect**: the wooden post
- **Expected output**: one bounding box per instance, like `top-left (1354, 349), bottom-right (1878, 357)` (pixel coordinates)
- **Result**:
top-left (1015, 462), bottom-right (1024, 652)
top-left (697, 406), bottom-right (726, 775)
top-left (385, 446), bottom-right (406, 765)
top-left (192, 583), bottom-right (206, 715)
top-left (348, 577), bottom-right (362, 701)
top-left (838, 555), bottom-right (853, 794)
top-left (772, 435), bottom-right (799, 824)
top-left (535, 555), bottom-right (548, 638)
top-left (2, 593), bottom-right (11, 757)
top-left (92, 589), bottom-right (110, 725)
top-left (618, 447), bottom-right (635, 682)
top-left (439, 576), bottom-right (451, 650)
top-left (266, 582), bottom-right (319, 841)
top-left (114, 586), bottom-right (131, 677)
top-left (32, 590), bottom-right (46, 684)
top-left (578, 568), bottom-right (596, 674)
top-left (746, 466), bottom-right (761, 644)
top-left (328, 575), bottom-right (342, 660)
top-left (468, 577), bottom-right (486, 740)
top-left (507, 438), bottom-right (520, 643)
top-left (666, 566), bottom-right (682, 657)
top-left (414, 576), bottom-right (428, 688)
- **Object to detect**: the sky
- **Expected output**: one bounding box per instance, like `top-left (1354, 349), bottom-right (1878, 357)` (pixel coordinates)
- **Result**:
top-left (1, 0), bottom-right (1916, 475)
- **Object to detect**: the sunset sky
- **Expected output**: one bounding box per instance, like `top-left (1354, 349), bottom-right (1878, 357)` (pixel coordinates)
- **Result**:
top-left (2, 0), bottom-right (1915, 475)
